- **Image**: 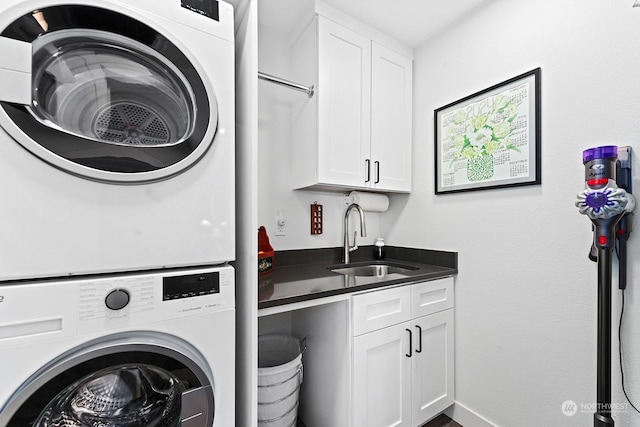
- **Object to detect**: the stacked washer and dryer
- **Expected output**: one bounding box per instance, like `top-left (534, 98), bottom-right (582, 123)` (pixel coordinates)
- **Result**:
top-left (0, 1), bottom-right (236, 426)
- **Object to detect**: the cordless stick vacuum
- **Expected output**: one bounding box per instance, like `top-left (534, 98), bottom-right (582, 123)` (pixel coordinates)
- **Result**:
top-left (576, 146), bottom-right (635, 427)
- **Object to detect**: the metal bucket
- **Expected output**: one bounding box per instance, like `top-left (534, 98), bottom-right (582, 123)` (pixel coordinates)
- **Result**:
top-left (258, 335), bottom-right (305, 427)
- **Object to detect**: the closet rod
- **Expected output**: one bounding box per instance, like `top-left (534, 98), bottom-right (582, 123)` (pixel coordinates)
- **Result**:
top-left (258, 71), bottom-right (315, 98)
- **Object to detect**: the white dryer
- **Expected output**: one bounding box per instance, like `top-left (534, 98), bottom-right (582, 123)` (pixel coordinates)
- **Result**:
top-left (0, 0), bottom-right (235, 281)
top-left (0, 265), bottom-right (235, 426)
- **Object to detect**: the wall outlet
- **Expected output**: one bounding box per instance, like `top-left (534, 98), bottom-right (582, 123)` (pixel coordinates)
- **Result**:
top-left (275, 209), bottom-right (286, 236)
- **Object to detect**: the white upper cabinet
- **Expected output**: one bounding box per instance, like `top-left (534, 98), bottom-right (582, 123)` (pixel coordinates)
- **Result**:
top-left (291, 13), bottom-right (413, 193)
top-left (317, 17), bottom-right (371, 188)
top-left (370, 42), bottom-right (413, 191)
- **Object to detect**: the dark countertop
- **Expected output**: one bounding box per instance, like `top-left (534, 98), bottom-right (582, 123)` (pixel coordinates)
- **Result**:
top-left (258, 246), bottom-right (458, 309)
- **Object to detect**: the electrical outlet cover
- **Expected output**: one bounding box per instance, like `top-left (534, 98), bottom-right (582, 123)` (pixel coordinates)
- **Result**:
top-left (275, 210), bottom-right (286, 236)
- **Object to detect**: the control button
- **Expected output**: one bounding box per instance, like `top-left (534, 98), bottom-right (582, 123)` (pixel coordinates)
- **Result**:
top-left (105, 289), bottom-right (130, 311)
top-left (599, 236), bottom-right (608, 245)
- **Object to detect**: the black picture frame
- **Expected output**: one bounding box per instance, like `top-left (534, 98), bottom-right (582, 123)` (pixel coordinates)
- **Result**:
top-left (434, 68), bottom-right (541, 194)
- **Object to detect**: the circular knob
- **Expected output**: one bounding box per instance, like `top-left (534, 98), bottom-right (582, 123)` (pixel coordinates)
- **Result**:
top-left (105, 289), bottom-right (130, 311)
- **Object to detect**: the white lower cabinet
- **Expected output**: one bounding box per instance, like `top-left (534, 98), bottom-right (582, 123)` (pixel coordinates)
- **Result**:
top-left (352, 278), bottom-right (455, 427)
top-left (268, 277), bottom-right (455, 427)
top-left (411, 310), bottom-right (455, 424)
top-left (353, 321), bottom-right (412, 426)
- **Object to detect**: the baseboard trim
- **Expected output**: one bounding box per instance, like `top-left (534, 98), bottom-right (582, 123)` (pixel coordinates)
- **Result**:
top-left (444, 402), bottom-right (497, 427)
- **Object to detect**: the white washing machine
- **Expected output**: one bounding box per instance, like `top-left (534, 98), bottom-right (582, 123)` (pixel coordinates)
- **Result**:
top-left (0, 265), bottom-right (235, 426)
top-left (0, 0), bottom-right (235, 281)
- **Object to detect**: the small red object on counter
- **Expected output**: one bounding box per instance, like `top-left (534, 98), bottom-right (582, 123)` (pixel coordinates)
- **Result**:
top-left (258, 226), bottom-right (274, 276)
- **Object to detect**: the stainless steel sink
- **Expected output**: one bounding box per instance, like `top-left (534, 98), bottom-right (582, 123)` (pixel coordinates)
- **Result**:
top-left (330, 263), bottom-right (417, 278)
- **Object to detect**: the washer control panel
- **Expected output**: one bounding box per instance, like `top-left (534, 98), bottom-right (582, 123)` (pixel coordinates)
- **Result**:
top-left (0, 267), bottom-right (235, 352)
top-left (73, 266), bottom-right (234, 333)
top-left (162, 272), bottom-right (219, 301)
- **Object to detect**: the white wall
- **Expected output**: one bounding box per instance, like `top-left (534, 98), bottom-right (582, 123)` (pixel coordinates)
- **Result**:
top-left (382, 0), bottom-right (640, 426)
top-left (257, 23), bottom-right (381, 251)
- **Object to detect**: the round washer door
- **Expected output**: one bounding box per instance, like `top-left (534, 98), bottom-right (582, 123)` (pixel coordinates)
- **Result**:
top-left (34, 364), bottom-right (185, 426)
top-left (0, 333), bottom-right (216, 427)
top-left (0, 5), bottom-right (216, 183)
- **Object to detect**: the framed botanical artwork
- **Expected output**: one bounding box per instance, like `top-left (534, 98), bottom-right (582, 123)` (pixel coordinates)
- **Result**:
top-left (434, 68), bottom-right (541, 194)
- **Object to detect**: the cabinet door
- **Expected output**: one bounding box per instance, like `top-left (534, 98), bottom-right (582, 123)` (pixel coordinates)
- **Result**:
top-left (411, 309), bottom-right (455, 426)
top-left (317, 17), bottom-right (371, 188)
top-left (370, 42), bottom-right (413, 192)
top-left (353, 322), bottom-right (412, 427)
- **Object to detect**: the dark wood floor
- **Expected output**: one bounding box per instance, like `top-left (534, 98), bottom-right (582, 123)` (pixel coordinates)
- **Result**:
top-left (422, 414), bottom-right (463, 427)
top-left (298, 414), bottom-right (462, 426)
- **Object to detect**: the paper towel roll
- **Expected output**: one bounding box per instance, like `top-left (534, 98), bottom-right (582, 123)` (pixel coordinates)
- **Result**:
top-left (348, 191), bottom-right (389, 212)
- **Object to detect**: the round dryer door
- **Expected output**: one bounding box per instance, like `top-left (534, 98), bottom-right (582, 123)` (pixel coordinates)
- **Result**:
top-left (0, 5), bottom-right (216, 183)
top-left (0, 334), bottom-right (216, 427)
